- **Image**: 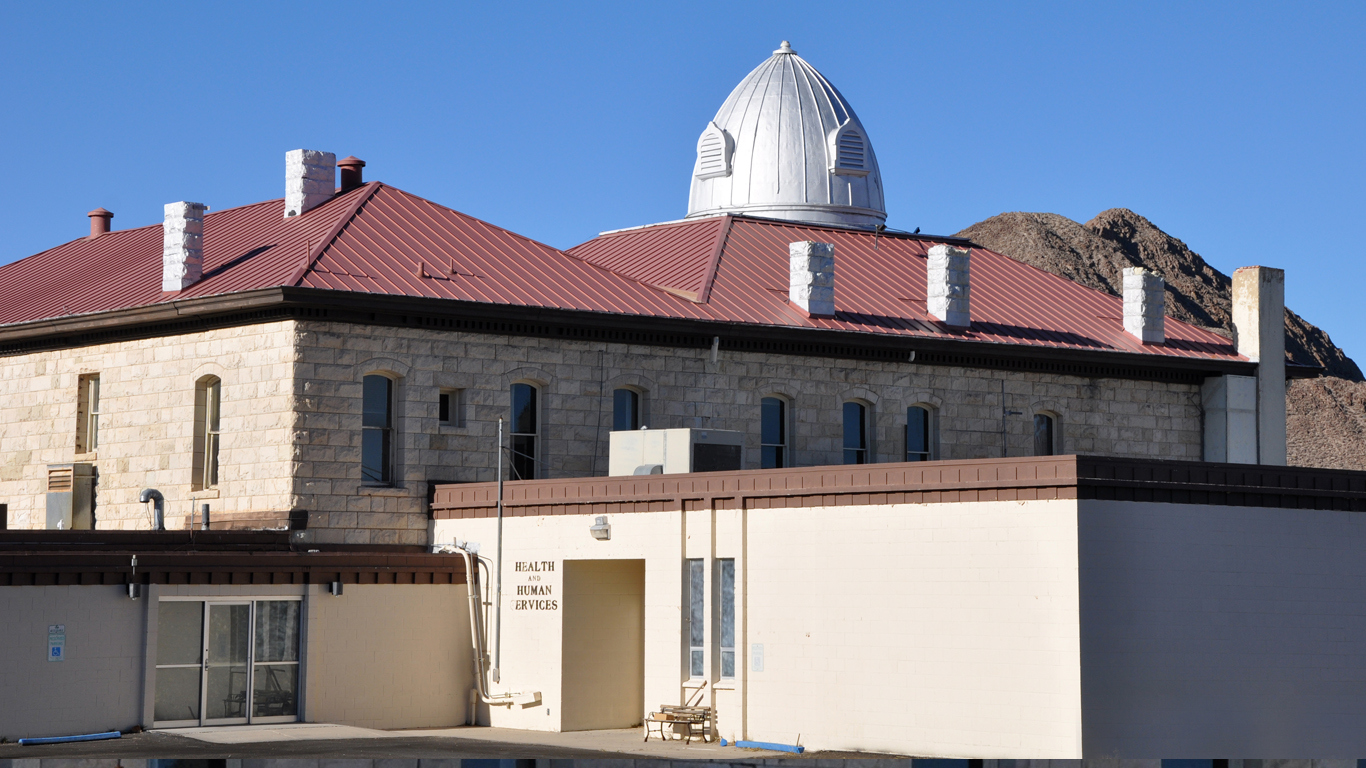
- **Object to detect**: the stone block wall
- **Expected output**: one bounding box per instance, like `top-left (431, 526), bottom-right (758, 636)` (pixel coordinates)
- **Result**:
top-left (292, 320), bottom-right (1203, 544)
top-left (0, 321), bottom-right (298, 530)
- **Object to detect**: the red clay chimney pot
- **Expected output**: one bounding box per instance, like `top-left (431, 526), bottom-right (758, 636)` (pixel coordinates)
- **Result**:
top-left (338, 156), bottom-right (366, 192)
top-left (87, 208), bottom-right (113, 239)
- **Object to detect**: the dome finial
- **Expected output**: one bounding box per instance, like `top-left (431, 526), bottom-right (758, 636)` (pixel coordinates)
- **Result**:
top-left (775, 40), bottom-right (795, 54)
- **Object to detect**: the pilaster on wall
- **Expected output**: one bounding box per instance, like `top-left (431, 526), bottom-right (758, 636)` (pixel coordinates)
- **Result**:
top-left (1201, 375), bottom-right (1258, 464)
top-left (1232, 266), bottom-right (1287, 466)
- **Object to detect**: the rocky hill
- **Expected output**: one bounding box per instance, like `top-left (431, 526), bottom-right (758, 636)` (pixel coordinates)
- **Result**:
top-left (956, 209), bottom-right (1366, 470)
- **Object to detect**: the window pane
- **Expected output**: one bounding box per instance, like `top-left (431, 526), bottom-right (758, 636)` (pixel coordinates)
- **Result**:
top-left (157, 601), bottom-right (204, 666)
top-left (361, 428), bottom-right (390, 484)
top-left (439, 392), bottom-right (450, 423)
top-left (1034, 414), bottom-right (1055, 456)
top-left (511, 383), bottom-right (537, 435)
top-left (907, 406), bottom-right (929, 461)
top-left (254, 601), bottom-right (301, 662)
top-left (362, 375), bottom-right (392, 428)
top-left (205, 604), bottom-right (250, 720)
top-left (511, 435), bottom-right (536, 480)
top-left (761, 445), bottom-right (784, 470)
top-left (252, 663), bottom-right (298, 718)
top-left (719, 559), bottom-right (735, 679)
top-left (205, 433), bottom-right (219, 488)
top-left (761, 397), bottom-right (785, 446)
top-left (613, 389), bottom-right (639, 432)
top-left (154, 667), bottom-right (201, 722)
top-left (688, 559), bottom-right (705, 648)
top-left (690, 649), bottom-right (704, 678)
top-left (843, 402), bottom-right (866, 450)
top-left (206, 380), bottom-right (221, 432)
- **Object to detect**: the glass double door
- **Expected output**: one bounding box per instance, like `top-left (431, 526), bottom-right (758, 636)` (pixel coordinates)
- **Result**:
top-left (154, 599), bottom-right (301, 727)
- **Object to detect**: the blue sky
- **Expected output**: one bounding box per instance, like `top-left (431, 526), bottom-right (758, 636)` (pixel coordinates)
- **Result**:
top-left (2, 2), bottom-right (1362, 360)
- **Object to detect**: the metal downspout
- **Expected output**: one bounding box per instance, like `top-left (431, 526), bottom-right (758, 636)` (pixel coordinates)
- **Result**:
top-left (495, 417), bottom-right (504, 683)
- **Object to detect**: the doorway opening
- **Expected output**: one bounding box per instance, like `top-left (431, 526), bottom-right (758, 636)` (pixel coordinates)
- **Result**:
top-left (560, 559), bottom-right (645, 731)
top-left (153, 598), bottom-right (301, 727)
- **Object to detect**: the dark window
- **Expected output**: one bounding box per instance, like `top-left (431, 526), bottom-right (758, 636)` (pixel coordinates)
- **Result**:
top-left (511, 383), bottom-right (537, 480)
top-left (362, 375), bottom-right (393, 485)
top-left (613, 388), bottom-right (640, 431)
top-left (439, 392), bottom-right (450, 423)
top-left (761, 397), bottom-right (787, 469)
top-left (906, 406), bottom-right (931, 462)
top-left (1034, 414), bottom-right (1055, 456)
top-left (439, 389), bottom-right (464, 427)
top-left (843, 401), bottom-right (868, 464)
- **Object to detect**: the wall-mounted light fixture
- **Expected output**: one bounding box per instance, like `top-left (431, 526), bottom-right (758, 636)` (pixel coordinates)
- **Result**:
top-left (590, 515), bottom-right (611, 541)
top-left (127, 583), bottom-right (141, 600)
top-left (329, 581), bottom-right (344, 596)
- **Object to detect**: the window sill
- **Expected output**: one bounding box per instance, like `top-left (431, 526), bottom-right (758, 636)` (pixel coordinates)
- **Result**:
top-left (712, 681), bottom-right (737, 690)
top-left (438, 423), bottom-right (467, 432)
top-left (190, 489), bottom-right (220, 500)
top-left (682, 678), bottom-right (708, 690)
top-left (74, 451), bottom-right (97, 461)
top-left (358, 485), bottom-right (413, 497)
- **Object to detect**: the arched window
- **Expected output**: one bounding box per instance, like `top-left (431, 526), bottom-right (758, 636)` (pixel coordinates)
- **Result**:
top-left (613, 388), bottom-right (640, 432)
top-left (694, 121), bottom-right (733, 180)
top-left (511, 383), bottom-right (538, 480)
top-left (1034, 413), bottom-right (1057, 457)
top-left (843, 401), bottom-right (868, 465)
top-left (906, 405), bottom-right (934, 462)
top-left (827, 122), bottom-right (871, 177)
top-left (362, 375), bottom-right (394, 485)
top-left (192, 376), bottom-right (221, 490)
top-left (761, 396), bottom-right (788, 469)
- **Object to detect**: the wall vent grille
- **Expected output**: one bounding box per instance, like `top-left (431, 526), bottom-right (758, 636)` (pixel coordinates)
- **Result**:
top-left (48, 467), bottom-right (73, 492)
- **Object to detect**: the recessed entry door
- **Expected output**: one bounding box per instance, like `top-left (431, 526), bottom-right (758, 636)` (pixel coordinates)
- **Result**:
top-left (154, 599), bottom-right (301, 728)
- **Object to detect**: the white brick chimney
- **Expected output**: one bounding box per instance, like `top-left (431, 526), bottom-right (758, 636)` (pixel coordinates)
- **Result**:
top-left (789, 241), bottom-right (835, 317)
top-left (285, 149), bottom-right (336, 218)
top-left (927, 244), bottom-right (970, 328)
top-left (1122, 267), bottom-right (1165, 344)
top-left (162, 201), bottom-right (206, 292)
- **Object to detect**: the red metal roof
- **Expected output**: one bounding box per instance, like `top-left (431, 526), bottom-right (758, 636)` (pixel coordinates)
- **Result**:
top-left (0, 183), bottom-right (1239, 363)
top-left (570, 216), bottom-right (1238, 360)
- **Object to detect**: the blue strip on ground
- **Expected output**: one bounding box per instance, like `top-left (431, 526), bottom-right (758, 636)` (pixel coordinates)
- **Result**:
top-left (733, 740), bottom-right (805, 753)
top-left (18, 731), bottom-right (122, 746)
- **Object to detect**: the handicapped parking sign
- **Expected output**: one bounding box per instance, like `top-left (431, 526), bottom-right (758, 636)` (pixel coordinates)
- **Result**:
top-left (48, 624), bottom-right (64, 662)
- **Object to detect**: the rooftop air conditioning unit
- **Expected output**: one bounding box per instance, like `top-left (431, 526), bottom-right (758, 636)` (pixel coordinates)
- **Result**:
top-left (46, 463), bottom-right (95, 530)
top-left (607, 428), bottom-right (744, 477)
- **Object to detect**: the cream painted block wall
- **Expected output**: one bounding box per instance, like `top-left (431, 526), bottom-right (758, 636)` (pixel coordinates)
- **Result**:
top-left (434, 498), bottom-right (1082, 757)
top-left (304, 583), bottom-right (472, 729)
top-left (436, 511), bottom-right (685, 733)
top-left (0, 585), bottom-right (145, 739)
top-left (0, 321), bottom-right (298, 530)
top-left (1079, 500), bottom-right (1366, 757)
top-left (561, 559), bottom-right (646, 731)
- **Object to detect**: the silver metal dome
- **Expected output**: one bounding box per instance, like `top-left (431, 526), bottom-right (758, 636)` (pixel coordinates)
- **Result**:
top-left (686, 41), bottom-right (887, 229)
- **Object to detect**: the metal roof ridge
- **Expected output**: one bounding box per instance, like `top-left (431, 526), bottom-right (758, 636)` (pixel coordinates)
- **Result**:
top-left (286, 181), bottom-right (382, 287)
top-left (594, 214), bottom-right (729, 237)
top-left (695, 215), bottom-right (733, 304)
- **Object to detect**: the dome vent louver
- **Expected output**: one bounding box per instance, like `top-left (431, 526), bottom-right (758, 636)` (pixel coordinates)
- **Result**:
top-left (694, 122), bottom-right (734, 180)
top-left (828, 123), bottom-right (870, 177)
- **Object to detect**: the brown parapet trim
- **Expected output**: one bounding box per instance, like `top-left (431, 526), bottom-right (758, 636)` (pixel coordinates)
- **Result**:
top-left (432, 455), bottom-right (1366, 520)
top-left (0, 549), bottom-right (469, 587)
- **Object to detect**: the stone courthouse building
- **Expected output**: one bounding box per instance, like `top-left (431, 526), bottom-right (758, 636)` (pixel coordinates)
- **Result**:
top-left (6, 41), bottom-right (1358, 758)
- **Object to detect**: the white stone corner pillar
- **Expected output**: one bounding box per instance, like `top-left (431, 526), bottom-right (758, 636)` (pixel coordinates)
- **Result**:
top-left (1122, 267), bottom-right (1165, 344)
top-left (285, 149), bottom-right (337, 218)
top-left (1232, 265), bottom-right (1286, 465)
top-left (789, 241), bottom-right (835, 316)
top-left (162, 201), bottom-right (206, 292)
top-left (927, 244), bottom-right (971, 328)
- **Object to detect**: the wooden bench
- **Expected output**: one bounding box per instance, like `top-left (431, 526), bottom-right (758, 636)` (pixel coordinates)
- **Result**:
top-left (644, 705), bottom-right (713, 744)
